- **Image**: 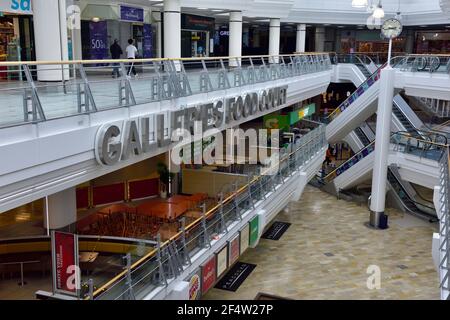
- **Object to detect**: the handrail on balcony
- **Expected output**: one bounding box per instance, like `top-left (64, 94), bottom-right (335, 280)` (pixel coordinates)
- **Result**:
top-left (87, 123), bottom-right (326, 300)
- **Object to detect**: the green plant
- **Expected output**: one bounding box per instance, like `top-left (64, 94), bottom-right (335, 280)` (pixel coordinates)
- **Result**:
top-left (156, 162), bottom-right (175, 193)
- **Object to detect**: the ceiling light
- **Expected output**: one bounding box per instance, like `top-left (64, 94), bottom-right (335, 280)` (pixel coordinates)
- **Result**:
top-left (92, 17), bottom-right (100, 22)
top-left (352, 0), bottom-right (368, 8)
top-left (372, 4), bottom-right (384, 19)
top-left (211, 9), bottom-right (223, 12)
top-left (197, 7), bottom-right (208, 10)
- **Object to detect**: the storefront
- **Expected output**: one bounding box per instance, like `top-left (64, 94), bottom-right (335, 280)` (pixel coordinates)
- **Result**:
top-left (339, 29), bottom-right (406, 54)
top-left (0, 0), bottom-right (35, 79)
top-left (181, 14), bottom-right (215, 58)
top-left (415, 30), bottom-right (450, 54)
top-left (80, 4), bottom-right (154, 60)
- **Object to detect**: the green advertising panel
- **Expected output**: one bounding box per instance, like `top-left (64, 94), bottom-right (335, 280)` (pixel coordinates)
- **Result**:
top-left (289, 103), bottom-right (316, 125)
top-left (263, 114), bottom-right (290, 131)
top-left (249, 216), bottom-right (259, 247)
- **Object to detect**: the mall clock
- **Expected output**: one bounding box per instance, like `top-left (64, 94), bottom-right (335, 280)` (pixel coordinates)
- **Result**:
top-left (381, 18), bottom-right (403, 39)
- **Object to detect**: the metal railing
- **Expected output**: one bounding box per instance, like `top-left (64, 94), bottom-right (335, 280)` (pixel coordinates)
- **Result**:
top-left (418, 97), bottom-right (450, 119)
top-left (87, 122), bottom-right (327, 300)
top-left (439, 146), bottom-right (450, 299)
top-left (323, 131), bottom-right (448, 184)
top-left (0, 53), bottom-right (332, 129)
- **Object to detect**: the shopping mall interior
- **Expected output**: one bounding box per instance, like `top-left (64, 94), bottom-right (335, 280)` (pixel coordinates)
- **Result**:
top-left (0, 0), bottom-right (449, 302)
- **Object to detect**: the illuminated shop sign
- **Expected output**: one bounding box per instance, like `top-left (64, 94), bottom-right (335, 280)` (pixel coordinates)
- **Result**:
top-left (120, 5), bottom-right (144, 22)
top-left (201, 255), bottom-right (216, 294)
top-left (0, 0), bottom-right (32, 14)
top-left (95, 86), bottom-right (287, 166)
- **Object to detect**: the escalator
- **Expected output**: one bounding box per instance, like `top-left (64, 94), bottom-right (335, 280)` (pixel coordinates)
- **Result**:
top-left (321, 126), bottom-right (440, 220)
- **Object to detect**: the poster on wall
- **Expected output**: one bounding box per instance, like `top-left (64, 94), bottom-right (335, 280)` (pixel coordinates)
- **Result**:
top-left (240, 224), bottom-right (250, 254)
top-left (228, 233), bottom-right (240, 266)
top-left (201, 255), bottom-right (216, 294)
top-left (184, 269), bottom-right (202, 300)
top-left (216, 245), bottom-right (228, 279)
top-left (51, 231), bottom-right (80, 297)
top-left (89, 20), bottom-right (108, 61)
top-left (120, 5), bottom-right (144, 23)
top-left (249, 216), bottom-right (260, 247)
top-left (143, 24), bottom-right (153, 58)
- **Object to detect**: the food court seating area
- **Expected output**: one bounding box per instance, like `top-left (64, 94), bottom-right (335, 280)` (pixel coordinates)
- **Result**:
top-left (77, 193), bottom-right (211, 241)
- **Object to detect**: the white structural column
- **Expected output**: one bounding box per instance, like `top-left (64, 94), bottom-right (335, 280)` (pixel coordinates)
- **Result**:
top-left (315, 26), bottom-right (325, 52)
top-left (44, 188), bottom-right (77, 230)
top-left (229, 11), bottom-right (242, 67)
top-left (33, 0), bottom-right (69, 81)
top-left (296, 24), bottom-right (306, 53)
top-left (154, 11), bottom-right (163, 58)
top-left (269, 18), bottom-right (281, 63)
top-left (369, 67), bottom-right (396, 229)
top-left (164, 0), bottom-right (181, 70)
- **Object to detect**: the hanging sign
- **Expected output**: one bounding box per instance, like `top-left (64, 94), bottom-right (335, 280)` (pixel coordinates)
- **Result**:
top-left (143, 24), bottom-right (153, 58)
top-left (120, 5), bottom-right (144, 22)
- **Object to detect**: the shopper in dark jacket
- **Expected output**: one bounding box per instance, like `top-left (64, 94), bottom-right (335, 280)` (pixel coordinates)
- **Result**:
top-left (110, 39), bottom-right (123, 78)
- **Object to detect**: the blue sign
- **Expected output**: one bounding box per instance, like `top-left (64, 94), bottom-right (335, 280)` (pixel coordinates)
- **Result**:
top-left (89, 21), bottom-right (108, 60)
top-left (120, 5), bottom-right (144, 22)
top-left (143, 24), bottom-right (153, 58)
top-left (0, 0), bottom-right (32, 14)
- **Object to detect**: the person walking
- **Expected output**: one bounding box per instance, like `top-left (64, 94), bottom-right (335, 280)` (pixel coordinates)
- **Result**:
top-left (110, 39), bottom-right (123, 78)
top-left (126, 38), bottom-right (138, 77)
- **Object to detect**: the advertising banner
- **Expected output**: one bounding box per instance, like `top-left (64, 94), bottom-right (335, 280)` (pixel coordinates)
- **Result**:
top-left (289, 103), bottom-right (317, 124)
top-left (185, 269), bottom-right (202, 300)
top-left (0, 0), bottom-right (32, 14)
top-left (201, 255), bottom-right (216, 294)
top-left (228, 233), bottom-right (240, 266)
top-left (51, 231), bottom-right (79, 296)
top-left (263, 114), bottom-right (290, 131)
top-left (89, 21), bottom-right (108, 60)
top-left (240, 224), bottom-right (250, 254)
top-left (143, 24), bottom-right (153, 58)
top-left (120, 5), bottom-right (144, 22)
top-left (249, 216), bottom-right (260, 247)
top-left (216, 245), bottom-right (228, 279)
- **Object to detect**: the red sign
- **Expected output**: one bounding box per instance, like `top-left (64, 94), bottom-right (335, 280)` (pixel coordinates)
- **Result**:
top-left (229, 234), bottom-right (240, 266)
top-left (53, 231), bottom-right (78, 295)
top-left (201, 255), bottom-right (216, 294)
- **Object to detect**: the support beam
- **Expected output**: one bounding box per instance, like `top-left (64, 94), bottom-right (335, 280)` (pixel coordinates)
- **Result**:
top-left (164, 0), bottom-right (181, 70)
top-left (369, 67), bottom-right (395, 229)
top-left (296, 24), bottom-right (306, 53)
top-left (269, 18), bottom-right (280, 63)
top-left (315, 26), bottom-right (325, 52)
top-left (44, 187), bottom-right (77, 230)
top-left (229, 11), bottom-right (242, 67)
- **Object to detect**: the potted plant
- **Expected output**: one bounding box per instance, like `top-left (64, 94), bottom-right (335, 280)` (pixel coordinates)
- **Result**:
top-left (157, 162), bottom-right (174, 199)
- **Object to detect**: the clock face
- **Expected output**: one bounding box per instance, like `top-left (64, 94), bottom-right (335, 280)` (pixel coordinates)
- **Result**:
top-left (381, 18), bottom-right (403, 39)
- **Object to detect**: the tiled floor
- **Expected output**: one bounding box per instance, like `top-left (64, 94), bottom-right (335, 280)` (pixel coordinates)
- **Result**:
top-left (204, 186), bottom-right (440, 300)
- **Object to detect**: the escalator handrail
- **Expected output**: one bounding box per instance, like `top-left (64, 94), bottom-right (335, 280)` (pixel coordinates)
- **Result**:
top-left (323, 138), bottom-right (379, 182)
top-left (387, 169), bottom-right (436, 212)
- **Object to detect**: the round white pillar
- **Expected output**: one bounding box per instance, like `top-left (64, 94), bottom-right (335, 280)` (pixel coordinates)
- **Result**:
top-left (164, 0), bottom-right (181, 70)
top-left (229, 11), bottom-right (242, 67)
top-left (369, 67), bottom-right (396, 229)
top-left (44, 187), bottom-right (77, 230)
top-left (269, 18), bottom-right (280, 63)
top-left (296, 24), bottom-right (306, 53)
top-left (315, 26), bottom-right (325, 52)
top-left (33, 0), bottom-right (69, 81)
top-left (154, 11), bottom-right (162, 58)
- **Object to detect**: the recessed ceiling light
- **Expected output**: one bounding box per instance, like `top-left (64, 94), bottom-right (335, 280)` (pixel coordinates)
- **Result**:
top-left (420, 25), bottom-right (428, 27)
top-left (211, 9), bottom-right (223, 12)
top-left (197, 7), bottom-right (208, 10)
top-left (92, 17), bottom-right (100, 22)
top-left (323, 24), bottom-right (331, 26)
top-left (337, 26), bottom-right (345, 28)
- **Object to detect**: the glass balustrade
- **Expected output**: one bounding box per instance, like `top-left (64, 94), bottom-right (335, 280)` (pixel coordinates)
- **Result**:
top-left (86, 122), bottom-right (327, 300)
top-left (0, 54), bottom-right (332, 129)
